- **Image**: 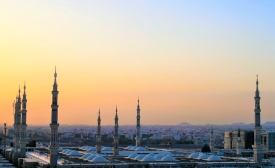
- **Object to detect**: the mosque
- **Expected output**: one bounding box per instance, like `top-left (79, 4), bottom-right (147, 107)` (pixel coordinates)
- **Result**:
top-left (0, 69), bottom-right (274, 168)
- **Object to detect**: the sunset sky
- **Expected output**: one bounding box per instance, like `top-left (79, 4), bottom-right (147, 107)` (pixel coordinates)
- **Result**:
top-left (1, 1), bottom-right (275, 126)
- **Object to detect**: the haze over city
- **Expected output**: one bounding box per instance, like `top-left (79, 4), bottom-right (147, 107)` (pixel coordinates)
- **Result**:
top-left (1, 1), bottom-right (275, 125)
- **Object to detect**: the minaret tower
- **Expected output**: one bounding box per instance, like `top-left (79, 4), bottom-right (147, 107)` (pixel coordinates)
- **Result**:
top-left (135, 97), bottom-right (141, 147)
top-left (209, 127), bottom-right (214, 152)
top-left (252, 75), bottom-right (262, 163)
top-left (13, 99), bottom-right (16, 148)
top-left (49, 67), bottom-right (59, 168)
top-left (113, 106), bottom-right (119, 156)
top-left (96, 108), bottom-right (102, 153)
top-left (236, 128), bottom-right (242, 156)
top-left (20, 83), bottom-right (27, 157)
top-left (15, 87), bottom-right (21, 149)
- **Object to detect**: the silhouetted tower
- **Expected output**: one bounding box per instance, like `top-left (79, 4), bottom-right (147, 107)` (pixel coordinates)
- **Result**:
top-left (136, 97), bottom-right (141, 146)
top-left (113, 106), bottom-right (119, 156)
top-left (237, 128), bottom-right (242, 155)
top-left (49, 67), bottom-right (59, 168)
top-left (15, 87), bottom-right (21, 149)
top-left (252, 75), bottom-right (262, 163)
top-left (20, 83), bottom-right (27, 157)
top-left (96, 109), bottom-right (102, 153)
top-left (209, 127), bottom-right (214, 152)
top-left (4, 123), bottom-right (7, 148)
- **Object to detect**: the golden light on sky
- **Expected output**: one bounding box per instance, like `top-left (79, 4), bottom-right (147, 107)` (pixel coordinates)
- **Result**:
top-left (1, 1), bottom-right (275, 125)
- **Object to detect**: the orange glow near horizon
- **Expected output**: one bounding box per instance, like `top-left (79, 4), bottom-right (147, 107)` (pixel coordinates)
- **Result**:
top-left (1, 1), bottom-right (275, 126)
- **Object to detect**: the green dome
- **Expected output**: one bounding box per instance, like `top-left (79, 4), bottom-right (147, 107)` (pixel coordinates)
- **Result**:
top-left (201, 144), bottom-right (211, 153)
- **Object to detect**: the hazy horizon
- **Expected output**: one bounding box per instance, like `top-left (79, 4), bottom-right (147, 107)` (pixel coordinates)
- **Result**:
top-left (1, 1), bottom-right (275, 125)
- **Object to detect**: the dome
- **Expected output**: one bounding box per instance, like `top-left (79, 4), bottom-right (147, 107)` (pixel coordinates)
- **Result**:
top-left (102, 147), bottom-right (112, 151)
top-left (87, 147), bottom-right (96, 151)
top-left (130, 146), bottom-right (137, 150)
top-left (58, 147), bottom-right (63, 152)
top-left (161, 155), bottom-right (175, 161)
top-left (64, 150), bottom-right (72, 154)
top-left (198, 154), bottom-right (209, 159)
top-left (188, 153), bottom-right (199, 159)
top-left (146, 153), bottom-right (155, 157)
top-left (81, 153), bottom-right (92, 160)
top-left (84, 146), bottom-right (91, 150)
top-left (135, 147), bottom-right (146, 151)
top-left (90, 156), bottom-right (108, 163)
top-left (201, 144), bottom-right (211, 153)
top-left (86, 155), bottom-right (97, 161)
top-left (126, 146), bottom-right (133, 150)
top-left (207, 155), bottom-right (222, 161)
top-left (68, 151), bottom-right (81, 156)
top-left (62, 149), bottom-right (69, 154)
top-left (154, 154), bottom-right (164, 161)
top-left (80, 146), bottom-right (88, 150)
top-left (128, 153), bottom-right (138, 159)
top-left (141, 156), bottom-right (156, 162)
top-left (135, 155), bottom-right (145, 161)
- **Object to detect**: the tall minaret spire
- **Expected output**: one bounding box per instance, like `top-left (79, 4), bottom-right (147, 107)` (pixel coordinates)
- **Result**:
top-left (236, 128), bottom-right (242, 155)
top-left (15, 87), bottom-right (21, 149)
top-left (20, 83), bottom-right (28, 157)
top-left (113, 106), bottom-right (119, 156)
top-left (136, 97), bottom-right (141, 147)
top-left (209, 127), bottom-right (214, 152)
top-left (49, 67), bottom-right (59, 168)
top-left (96, 108), bottom-right (102, 153)
top-left (252, 75), bottom-right (262, 164)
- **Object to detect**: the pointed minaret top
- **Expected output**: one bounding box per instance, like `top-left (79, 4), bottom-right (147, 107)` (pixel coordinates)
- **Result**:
top-left (18, 86), bottom-right (21, 98)
top-left (238, 128), bottom-right (240, 137)
top-left (256, 75), bottom-right (259, 85)
top-left (98, 108), bottom-right (101, 118)
top-left (23, 82), bottom-right (26, 94)
top-left (54, 66), bottom-right (57, 78)
top-left (115, 106), bottom-right (118, 118)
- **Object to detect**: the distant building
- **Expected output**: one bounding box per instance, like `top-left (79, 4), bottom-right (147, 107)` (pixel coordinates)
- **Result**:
top-left (224, 130), bottom-right (254, 149)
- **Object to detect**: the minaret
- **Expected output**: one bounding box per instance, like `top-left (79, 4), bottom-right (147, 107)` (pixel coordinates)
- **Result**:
top-left (113, 106), bottom-right (119, 156)
top-left (96, 108), bottom-right (102, 153)
top-left (13, 99), bottom-right (16, 148)
top-left (20, 83), bottom-right (27, 157)
top-left (135, 97), bottom-right (141, 147)
top-left (236, 128), bottom-right (242, 156)
top-left (209, 127), bottom-right (214, 153)
top-left (15, 87), bottom-right (21, 149)
top-left (49, 67), bottom-right (59, 168)
top-left (252, 75), bottom-right (262, 163)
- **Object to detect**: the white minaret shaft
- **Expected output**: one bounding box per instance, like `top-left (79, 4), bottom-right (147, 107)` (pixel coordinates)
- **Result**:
top-left (20, 83), bottom-right (27, 157)
top-left (209, 127), bottom-right (214, 152)
top-left (15, 88), bottom-right (21, 149)
top-left (49, 67), bottom-right (59, 168)
top-left (96, 109), bottom-right (102, 153)
top-left (237, 129), bottom-right (242, 155)
top-left (136, 98), bottom-right (141, 147)
top-left (113, 106), bottom-right (119, 156)
top-left (252, 75), bottom-right (262, 163)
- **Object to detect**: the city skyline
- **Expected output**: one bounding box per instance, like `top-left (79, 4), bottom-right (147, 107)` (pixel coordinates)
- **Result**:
top-left (1, 1), bottom-right (275, 125)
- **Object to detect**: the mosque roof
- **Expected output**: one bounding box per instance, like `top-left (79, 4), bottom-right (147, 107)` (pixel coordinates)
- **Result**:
top-left (135, 147), bottom-right (146, 151)
top-left (198, 154), bottom-right (209, 159)
top-left (89, 156), bottom-right (108, 163)
top-left (188, 153), bottom-right (199, 159)
top-left (207, 155), bottom-right (222, 161)
top-left (141, 156), bottom-right (156, 162)
top-left (161, 155), bottom-right (175, 161)
top-left (135, 155), bottom-right (145, 161)
top-left (154, 154), bottom-right (164, 161)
